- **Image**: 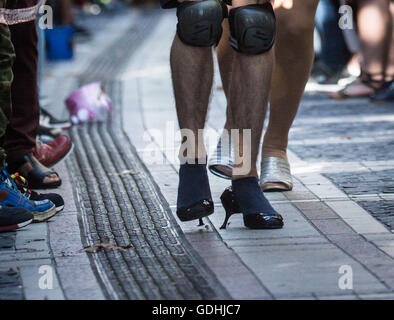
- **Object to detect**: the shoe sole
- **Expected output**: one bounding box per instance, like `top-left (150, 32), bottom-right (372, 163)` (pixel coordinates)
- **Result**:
top-left (208, 164), bottom-right (232, 180)
top-left (32, 205), bottom-right (57, 223)
top-left (177, 207), bottom-right (214, 222)
top-left (0, 219), bottom-right (33, 232)
top-left (261, 183), bottom-right (293, 192)
top-left (56, 205), bottom-right (64, 212)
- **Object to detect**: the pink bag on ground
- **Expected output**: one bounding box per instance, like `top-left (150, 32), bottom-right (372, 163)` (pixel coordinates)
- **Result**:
top-left (65, 82), bottom-right (113, 124)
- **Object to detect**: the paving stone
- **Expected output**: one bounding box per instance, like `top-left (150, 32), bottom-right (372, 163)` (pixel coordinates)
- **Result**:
top-left (19, 264), bottom-right (65, 300)
top-left (0, 233), bottom-right (15, 251)
top-left (0, 285), bottom-right (23, 300)
top-left (360, 293), bottom-right (394, 300)
top-left (293, 201), bottom-right (339, 220)
top-left (309, 218), bottom-right (356, 235)
top-left (236, 244), bottom-right (387, 297)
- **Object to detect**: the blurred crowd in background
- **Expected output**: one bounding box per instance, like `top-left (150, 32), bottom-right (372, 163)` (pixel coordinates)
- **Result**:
top-left (313, 0), bottom-right (393, 101)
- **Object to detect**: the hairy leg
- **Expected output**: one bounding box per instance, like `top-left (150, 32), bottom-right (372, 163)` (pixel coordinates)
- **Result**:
top-left (224, 0), bottom-right (275, 178)
top-left (217, 18), bottom-right (233, 129)
top-left (170, 35), bottom-right (214, 160)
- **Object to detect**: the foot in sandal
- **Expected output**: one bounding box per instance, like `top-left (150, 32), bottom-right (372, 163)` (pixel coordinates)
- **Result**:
top-left (330, 71), bottom-right (386, 99)
top-left (9, 153), bottom-right (62, 189)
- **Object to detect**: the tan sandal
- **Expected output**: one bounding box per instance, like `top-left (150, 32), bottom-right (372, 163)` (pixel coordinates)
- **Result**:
top-left (331, 71), bottom-right (385, 100)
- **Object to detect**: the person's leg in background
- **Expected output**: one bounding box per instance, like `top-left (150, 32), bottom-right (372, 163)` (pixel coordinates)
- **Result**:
top-left (0, 2), bottom-right (14, 171)
top-left (4, 0), bottom-right (62, 189)
top-left (313, 0), bottom-right (352, 84)
top-left (332, 0), bottom-right (392, 98)
top-left (0, 0), bottom-right (34, 231)
top-left (260, 0), bottom-right (319, 190)
top-left (370, 0), bottom-right (394, 101)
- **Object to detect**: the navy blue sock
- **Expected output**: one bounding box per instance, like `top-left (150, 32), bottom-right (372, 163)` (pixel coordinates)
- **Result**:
top-left (177, 161), bottom-right (212, 209)
top-left (232, 177), bottom-right (278, 215)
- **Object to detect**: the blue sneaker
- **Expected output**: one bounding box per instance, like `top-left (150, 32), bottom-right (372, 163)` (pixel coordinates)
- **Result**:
top-left (0, 167), bottom-right (57, 223)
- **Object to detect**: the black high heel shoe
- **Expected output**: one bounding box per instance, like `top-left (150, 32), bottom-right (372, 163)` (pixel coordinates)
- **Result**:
top-left (177, 199), bottom-right (214, 222)
top-left (220, 187), bottom-right (284, 229)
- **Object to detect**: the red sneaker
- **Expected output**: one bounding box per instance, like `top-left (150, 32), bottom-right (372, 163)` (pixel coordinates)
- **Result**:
top-left (33, 135), bottom-right (74, 167)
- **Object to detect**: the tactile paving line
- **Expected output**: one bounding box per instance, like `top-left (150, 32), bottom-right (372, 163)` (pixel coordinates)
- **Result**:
top-left (66, 9), bottom-right (229, 300)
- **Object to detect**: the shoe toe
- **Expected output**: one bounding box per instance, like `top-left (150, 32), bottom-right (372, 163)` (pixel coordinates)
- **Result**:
top-left (177, 200), bottom-right (214, 222)
top-left (31, 199), bottom-right (55, 212)
top-left (244, 213), bottom-right (284, 229)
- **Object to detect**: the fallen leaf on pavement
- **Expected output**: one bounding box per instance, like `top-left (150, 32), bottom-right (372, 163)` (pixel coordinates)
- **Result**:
top-left (84, 238), bottom-right (133, 253)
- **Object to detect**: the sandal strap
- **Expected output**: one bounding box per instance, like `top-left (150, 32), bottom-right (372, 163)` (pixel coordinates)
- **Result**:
top-left (13, 154), bottom-right (61, 189)
top-left (23, 153), bottom-right (57, 176)
top-left (361, 70), bottom-right (386, 90)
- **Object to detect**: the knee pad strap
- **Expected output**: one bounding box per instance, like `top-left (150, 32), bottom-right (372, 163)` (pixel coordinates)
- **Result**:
top-left (229, 3), bottom-right (276, 55)
top-left (177, 0), bottom-right (227, 47)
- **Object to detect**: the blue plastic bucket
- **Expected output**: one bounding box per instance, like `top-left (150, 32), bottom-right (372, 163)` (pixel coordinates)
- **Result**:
top-left (45, 26), bottom-right (74, 61)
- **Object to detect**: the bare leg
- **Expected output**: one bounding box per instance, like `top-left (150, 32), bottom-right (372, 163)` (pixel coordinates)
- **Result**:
top-left (217, 19), bottom-right (233, 130)
top-left (358, 0), bottom-right (391, 79)
top-left (262, 0), bottom-right (318, 160)
top-left (332, 0), bottom-right (392, 97)
top-left (385, 2), bottom-right (394, 78)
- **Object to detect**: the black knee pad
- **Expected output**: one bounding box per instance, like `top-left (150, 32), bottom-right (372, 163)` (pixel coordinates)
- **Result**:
top-left (229, 2), bottom-right (276, 55)
top-left (177, 0), bottom-right (227, 47)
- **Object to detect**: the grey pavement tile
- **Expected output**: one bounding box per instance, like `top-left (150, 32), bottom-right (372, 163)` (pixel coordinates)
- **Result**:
top-left (213, 203), bottom-right (320, 241)
top-left (359, 293), bottom-right (394, 300)
top-left (0, 285), bottom-right (23, 300)
top-left (327, 233), bottom-right (394, 262)
top-left (225, 236), bottom-right (329, 248)
top-left (309, 218), bottom-right (356, 235)
top-left (188, 240), bottom-right (233, 258)
top-left (293, 201), bottom-right (339, 220)
top-left (19, 264), bottom-right (65, 300)
top-left (218, 273), bottom-right (272, 300)
top-left (363, 233), bottom-right (394, 242)
top-left (277, 295), bottom-right (317, 300)
top-left (317, 294), bottom-right (359, 300)
top-left (185, 232), bottom-right (220, 243)
top-left (236, 244), bottom-right (387, 297)
top-left (0, 233), bottom-right (16, 251)
top-left (0, 259), bottom-right (53, 269)
top-left (55, 256), bottom-right (105, 300)
top-left (377, 246), bottom-right (394, 258)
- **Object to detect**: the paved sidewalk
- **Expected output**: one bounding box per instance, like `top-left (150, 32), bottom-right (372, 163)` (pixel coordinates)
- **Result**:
top-left (1, 8), bottom-right (393, 300)
top-left (122, 12), bottom-right (394, 299)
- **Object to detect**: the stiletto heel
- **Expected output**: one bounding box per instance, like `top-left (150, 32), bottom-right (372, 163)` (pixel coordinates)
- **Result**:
top-left (220, 187), bottom-right (241, 229)
top-left (220, 209), bottom-right (233, 230)
top-left (220, 186), bottom-right (284, 230)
